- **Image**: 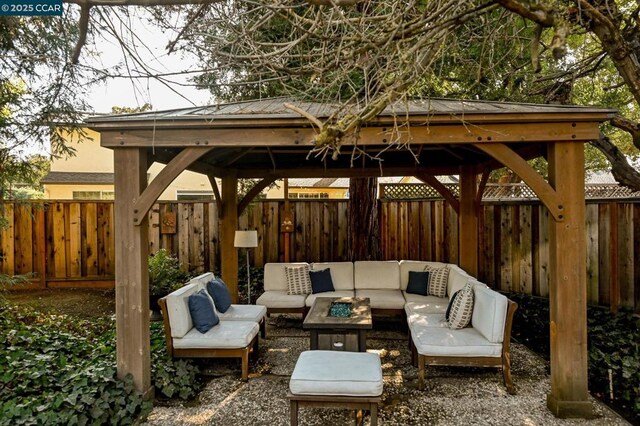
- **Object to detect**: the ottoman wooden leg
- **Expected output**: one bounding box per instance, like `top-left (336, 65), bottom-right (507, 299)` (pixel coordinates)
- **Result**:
top-left (289, 400), bottom-right (298, 426)
top-left (241, 347), bottom-right (249, 381)
top-left (370, 403), bottom-right (378, 426)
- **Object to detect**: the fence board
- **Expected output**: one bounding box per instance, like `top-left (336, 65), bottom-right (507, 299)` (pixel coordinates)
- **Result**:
top-left (537, 207), bottom-right (550, 297)
top-left (67, 203), bottom-right (82, 278)
top-left (585, 204), bottom-right (599, 304)
top-left (52, 202), bottom-right (67, 278)
top-left (598, 204), bottom-right (612, 306)
top-left (618, 204), bottom-right (634, 307)
top-left (14, 204), bottom-right (33, 275)
top-left (0, 204), bottom-right (15, 276)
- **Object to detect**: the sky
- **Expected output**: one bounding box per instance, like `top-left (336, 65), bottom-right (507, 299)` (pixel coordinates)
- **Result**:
top-left (86, 12), bottom-right (211, 114)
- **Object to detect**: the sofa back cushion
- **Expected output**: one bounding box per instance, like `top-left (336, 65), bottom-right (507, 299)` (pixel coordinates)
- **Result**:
top-left (471, 283), bottom-right (509, 343)
top-left (165, 281), bottom-right (205, 338)
top-left (447, 265), bottom-right (474, 300)
top-left (188, 272), bottom-right (215, 287)
top-left (311, 262), bottom-right (354, 290)
top-left (264, 262), bottom-right (310, 291)
top-left (399, 260), bottom-right (446, 291)
top-left (354, 261), bottom-right (400, 290)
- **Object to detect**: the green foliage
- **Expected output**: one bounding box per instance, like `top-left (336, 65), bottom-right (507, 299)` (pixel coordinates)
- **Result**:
top-left (508, 293), bottom-right (640, 422)
top-left (237, 264), bottom-right (264, 304)
top-left (0, 305), bottom-right (201, 425)
top-left (148, 249), bottom-right (189, 297)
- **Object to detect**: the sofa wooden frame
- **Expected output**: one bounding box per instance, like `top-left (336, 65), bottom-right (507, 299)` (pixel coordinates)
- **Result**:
top-left (158, 298), bottom-right (259, 381)
top-left (411, 300), bottom-right (518, 394)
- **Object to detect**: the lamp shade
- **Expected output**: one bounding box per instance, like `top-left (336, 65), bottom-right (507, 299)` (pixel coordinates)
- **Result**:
top-left (234, 230), bottom-right (258, 248)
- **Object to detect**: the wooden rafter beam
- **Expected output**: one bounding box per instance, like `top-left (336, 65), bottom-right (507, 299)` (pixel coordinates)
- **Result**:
top-left (237, 175), bottom-right (278, 217)
top-left (474, 143), bottom-right (564, 221)
top-left (224, 147), bottom-right (255, 167)
top-left (267, 147), bottom-right (277, 171)
top-left (132, 146), bottom-right (214, 225)
top-left (415, 173), bottom-right (460, 214)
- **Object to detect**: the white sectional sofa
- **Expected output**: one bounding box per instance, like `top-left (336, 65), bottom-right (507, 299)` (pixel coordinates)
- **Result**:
top-left (158, 272), bottom-right (267, 380)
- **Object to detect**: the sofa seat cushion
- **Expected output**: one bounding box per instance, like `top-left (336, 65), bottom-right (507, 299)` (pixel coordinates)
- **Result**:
top-left (290, 351), bottom-right (383, 397)
top-left (218, 304), bottom-right (267, 322)
top-left (305, 291), bottom-right (355, 307)
top-left (173, 321), bottom-right (259, 349)
top-left (256, 291), bottom-right (307, 309)
top-left (412, 325), bottom-right (502, 357)
top-left (403, 295), bottom-right (448, 314)
top-left (355, 289), bottom-right (405, 310)
top-left (407, 313), bottom-right (448, 329)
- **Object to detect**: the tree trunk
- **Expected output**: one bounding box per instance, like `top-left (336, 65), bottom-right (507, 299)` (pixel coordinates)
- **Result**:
top-left (347, 177), bottom-right (382, 261)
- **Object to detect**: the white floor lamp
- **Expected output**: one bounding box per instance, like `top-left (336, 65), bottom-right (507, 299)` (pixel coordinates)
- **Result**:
top-left (234, 230), bottom-right (258, 304)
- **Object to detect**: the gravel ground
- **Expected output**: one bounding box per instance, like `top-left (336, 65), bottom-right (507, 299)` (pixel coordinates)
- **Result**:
top-left (145, 315), bottom-right (629, 426)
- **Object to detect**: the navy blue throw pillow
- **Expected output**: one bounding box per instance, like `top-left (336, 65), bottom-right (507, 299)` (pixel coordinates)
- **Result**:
top-left (206, 278), bottom-right (232, 313)
top-left (445, 289), bottom-right (462, 322)
top-left (309, 268), bottom-right (335, 294)
top-left (406, 271), bottom-right (430, 296)
top-left (188, 289), bottom-right (219, 333)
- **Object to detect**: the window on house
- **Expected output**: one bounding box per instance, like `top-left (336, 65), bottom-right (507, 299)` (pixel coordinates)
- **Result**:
top-left (72, 191), bottom-right (115, 200)
top-left (176, 191), bottom-right (215, 201)
top-left (290, 192), bottom-right (330, 199)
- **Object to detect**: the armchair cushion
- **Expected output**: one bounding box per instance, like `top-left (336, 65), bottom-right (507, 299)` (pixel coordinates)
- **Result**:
top-left (206, 278), bottom-right (232, 313)
top-left (188, 289), bottom-right (219, 333)
top-left (218, 304), bottom-right (267, 322)
top-left (173, 321), bottom-right (259, 349)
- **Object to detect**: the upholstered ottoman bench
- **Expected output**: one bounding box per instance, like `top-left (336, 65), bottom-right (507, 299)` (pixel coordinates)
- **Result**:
top-left (287, 351), bottom-right (383, 426)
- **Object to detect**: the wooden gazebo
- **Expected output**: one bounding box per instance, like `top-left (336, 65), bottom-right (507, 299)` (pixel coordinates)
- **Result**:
top-left (87, 98), bottom-right (615, 418)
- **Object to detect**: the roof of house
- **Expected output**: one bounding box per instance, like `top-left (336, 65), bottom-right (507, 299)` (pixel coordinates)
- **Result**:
top-left (41, 171), bottom-right (114, 184)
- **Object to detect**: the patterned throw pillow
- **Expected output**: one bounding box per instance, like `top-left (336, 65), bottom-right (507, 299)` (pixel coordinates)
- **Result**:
top-left (423, 265), bottom-right (449, 298)
top-left (285, 265), bottom-right (312, 295)
top-left (447, 282), bottom-right (474, 330)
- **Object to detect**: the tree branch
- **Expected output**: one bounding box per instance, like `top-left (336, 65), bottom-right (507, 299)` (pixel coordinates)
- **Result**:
top-left (611, 114), bottom-right (640, 150)
top-left (590, 133), bottom-right (640, 191)
top-left (71, 5), bottom-right (91, 64)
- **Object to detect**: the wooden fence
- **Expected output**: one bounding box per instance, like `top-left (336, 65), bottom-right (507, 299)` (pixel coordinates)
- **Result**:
top-left (1, 199), bottom-right (638, 311)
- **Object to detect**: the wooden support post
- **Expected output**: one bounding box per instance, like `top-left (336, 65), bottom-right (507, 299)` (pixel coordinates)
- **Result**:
top-left (546, 142), bottom-right (592, 418)
top-left (221, 172), bottom-right (239, 303)
top-left (459, 166), bottom-right (478, 276)
top-left (114, 148), bottom-right (152, 397)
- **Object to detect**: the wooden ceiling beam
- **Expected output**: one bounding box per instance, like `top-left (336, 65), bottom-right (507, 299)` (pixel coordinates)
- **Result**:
top-left (99, 121), bottom-right (600, 148)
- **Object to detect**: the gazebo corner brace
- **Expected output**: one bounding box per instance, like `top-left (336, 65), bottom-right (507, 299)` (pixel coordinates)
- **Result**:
top-left (473, 143), bottom-right (565, 222)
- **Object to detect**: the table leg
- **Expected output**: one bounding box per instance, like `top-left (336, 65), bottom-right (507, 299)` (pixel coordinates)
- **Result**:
top-left (358, 330), bottom-right (366, 352)
top-left (310, 330), bottom-right (318, 350)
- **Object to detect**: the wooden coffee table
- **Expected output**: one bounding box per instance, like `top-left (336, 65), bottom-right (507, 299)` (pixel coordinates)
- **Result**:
top-left (303, 297), bottom-right (372, 352)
